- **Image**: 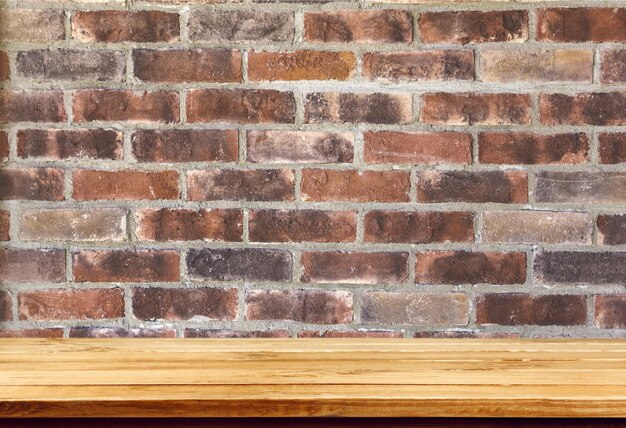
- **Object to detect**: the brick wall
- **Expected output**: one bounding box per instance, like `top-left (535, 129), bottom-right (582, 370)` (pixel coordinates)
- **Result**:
top-left (0, 0), bottom-right (625, 339)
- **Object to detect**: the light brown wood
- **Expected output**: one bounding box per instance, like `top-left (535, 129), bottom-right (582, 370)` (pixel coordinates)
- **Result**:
top-left (1, 339), bottom-right (626, 418)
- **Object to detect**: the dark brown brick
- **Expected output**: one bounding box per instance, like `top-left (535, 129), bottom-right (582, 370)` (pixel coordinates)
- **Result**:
top-left (598, 215), bottom-right (626, 245)
top-left (415, 251), bottom-right (526, 285)
top-left (73, 170), bottom-right (179, 201)
top-left (19, 289), bottom-right (125, 321)
top-left (188, 10), bottom-right (294, 42)
top-left (534, 251), bottom-right (626, 285)
top-left (135, 208), bottom-right (243, 242)
top-left (478, 132), bottom-right (589, 164)
top-left (0, 290), bottom-right (11, 322)
top-left (537, 8), bottom-right (626, 42)
top-left (0, 168), bottom-right (64, 201)
top-left (540, 92), bottom-right (626, 126)
top-left (73, 250), bottom-right (180, 283)
top-left (245, 290), bottom-right (352, 324)
top-left (0, 90), bottom-right (66, 123)
top-left (0, 50), bottom-right (9, 81)
top-left (73, 90), bottom-right (179, 123)
top-left (304, 10), bottom-right (412, 43)
top-left (249, 210), bottom-right (356, 243)
top-left (0, 211), bottom-right (9, 241)
top-left (133, 49), bottom-right (242, 83)
top-left (132, 130), bottom-right (238, 163)
top-left (476, 294), bottom-right (587, 326)
top-left (301, 169), bottom-right (410, 202)
top-left (599, 133), bottom-right (626, 164)
top-left (602, 49), bottom-right (626, 83)
top-left (185, 329), bottom-right (290, 338)
top-left (534, 172), bottom-right (626, 203)
top-left (247, 131), bottom-right (353, 164)
top-left (18, 129), bottom-right (123, 160)
top-left (249, 50), bottom-right (356, 81)
top-left (421, 93), bottom-right (531, 125)
top-left (301, 252), bottom-right (408, 284)
top-left (187, 169), bottom-right (294, 202)
top-left (17, 49), bottom-right (125, 82)
top-left (363, 50), bottom-right (474, 81)
top-left (133, 287), bottom-right (237, 321)
top-left (364, 211), bottom-right (474, 244)
top-left (304, 92), bottom-right (412, 124)
top-left (69, 327), bottom-right (176, 338)
top-left (420, 10), bottom-right (528, 44)
top-left (187, 89), bottom-right (295, 124)
top-left (0, 9), bottom-right (65, 43)
top-left (187, 248), bottom-right (292, 282)
top-left (72, 11), bottom-right (180, 42)
top-left (595, 295), bottom-right (626, 329)
top-left (417, 170), bottom-right (528, 203)
top-left (0, 249), bottom-right (65, 283)
top-left (0, 131), bottom-right (7, 162)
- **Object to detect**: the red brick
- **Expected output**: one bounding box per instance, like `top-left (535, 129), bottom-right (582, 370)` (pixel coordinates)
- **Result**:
top-left (135, 208), bottom-right (243, 242)
top-left (0, 9), bottom-right (65, 43)
top-left (419, 10), bottom-right (528, 44)
top-left (534, 172), bottom-right (626, 204)
top-left (247, 131), bottom-right (353, 164)
top-left (187, 169), bottom-right (294, 202)
top-left (73, 90), bottom-right (179, 123)
top-left (187, 89), bottom-right (295, 124)
top-left (133, 49), bottom-right (241, 83)
top-left (476, 294), bottom-right (587, 326)
top-left (132, 130), bottom-right (238, 163)
top-left (304, 10), bottom-right (412, 43)
top-left (598, 215), bottom-right (626, 246)
top-left (17, 49), bottom-right (126, 82)
top-left (534, 251), bottom-right (626, 285)
top-left (245, 290), bottom-right (352, 324)
top-left (417, 170), bottom-right (528, 203)
top-left (364, 131), bottom-right (472, 165)
top-left (73, 250), bottom-right (180, 283)
top-left (299, 330), bottom-right (403, 338)
top-left (70, 327), bottom-right (176, 338)
top-left (0, 50), bottom-right (9, 81)
top-left (0, 90), bottom-right (66, 123)
top-left (17, 129), bottom-right (123, 160)
top-left (20, 209), bottom-right (126, 242)
top-left (301, 252), bottom-right (408, 284)
top-left (0, 168), bottom-right (64, 201)
top-left (19, 289), bottom-right (125, 321)
top-left (133, 287), bottom-right (237, 321)
top-left (0, 131), bottom-right (7, 162)
top-left (421, 93), bottom-right (531, 125)
top-left (537, 8), bottom-right (626, 42)
top-left (0, 290), bottom-right (10, 322)
top-left (0, 211), bottom-right (9, 241)
top-left (0, 249), bottom-right (65, 283)
top-left (304, 92), bottom-right (412, 124)
top-left (0, 329), bottom-right (64, 338)
top-left (364, 211), bottom-right (474, 244)
top-left (72, 11), bottom-right (179, 42)
top-left (601, 49), bottom-right (626, 83)
top-left (249, 210), bottom-right (356, 243)
top-left (301, 169), bottom-right (410, 202)
top-left (540, 93), bottom-right (626, 126)
top-left (363, 50), bottom-right (474, 81)
top-left (595, 295), bottom-right (626, 329)
top-left (185, 329), bottom-right (289, 338)
top-left (188, 10), bottom-right (294, 43)
top-left (187, 248), bottom-right (292, 282)
top-left (248, 50), bottom-right (356, 81)
top-left (478, 132), bottom-right (589, 164)
top-left (415, 250), bottom-right (527, 285)
top-left (73, 170), bottom-right (179, 201)
top-left (599, 133), bottom-right (626, 164)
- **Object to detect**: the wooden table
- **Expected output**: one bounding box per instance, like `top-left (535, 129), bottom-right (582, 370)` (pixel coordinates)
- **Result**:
top-left (1, 339), bottom-right (626, 419)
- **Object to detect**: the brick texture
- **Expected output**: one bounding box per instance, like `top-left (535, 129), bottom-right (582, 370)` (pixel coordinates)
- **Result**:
top-left (1, 0), bottom-right (625, 338)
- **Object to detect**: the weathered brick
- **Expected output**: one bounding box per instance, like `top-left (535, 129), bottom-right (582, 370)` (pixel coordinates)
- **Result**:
top-left (73, 250), bottom-right (180, 283)
top-left (301, 252), bottom-right (408, 284)
top-left (361, 292), bottom-right (469, 326)
top-left (132, 130), bottom-right (238, 163)
top-left (248, 50), bottom-right (356, 81)
top-left (135, 209), bottom-right (243, 242)
top-left (419, 10), bottom-right (528, 44)
top-left (601, 49), bottom-right (626, 83)
top-left (0, 131), bottom-right (7, 162)
top-left (20, 209), bottom-right (127, 242)
top-left (133, 49), bottom-right (242, 83)
top-left (72, 11), bottom-right (179, 42)
top-left (187, 248), bottom-right (292, 282)
top-left (476, 294), bottom-right (587, 326)
top-left (245, 290), bottom-right (353, 324)
top-left (364, 211), bottom-right (474, 244)
top-left (537, 8), bottom-right (626, 42)
top-left (133, 288), bottom-right (237, 321)
top-left (249, 210), bottom-right (356, 243)
top-left (364, 131), bottom-right (472, 165)
top-left (0, 9), bottom-right (65, 43)
top-left (73, 90), bottom-right (179, 123)
top-left (187, 89), bottom-right (295, 124)
top-left (479, 50), bottom-right (593, 82)
top-left (595, 295), bottom-right (626, 329)
top-left (304, 10), bottom-right (412, 43)
top-left (0, 211), bottom-right (9, 241)
top-left (421, 93), bottom-right (531, 125)
top-left (17, 49), bottom-right (126, 82)
top-left (188, 10), bottom-right (294, 42)
top-left (247, 131), bottom-right (353, 164)
top-left (482, 211), bottom-right (593, 244)
top-left (19, 289), bottom-right (125, 321)
top-left (0, 90), bottom-right (66, 123)
top-left (413, 331), bottom-right (519, 339)
top-left (17, 129), bottom-right (123, 160)
top-left (417, 170), bottom-right (528, 203)
top-left (73, 170), bottom-right (179, 201)
top-left (540, 93), bottom-right (626, 126)
top-left (0, 329), bottom-right (64, 338)
top-left (598, 215), bottom-right (626, 246)
top-left (478, 132), bottom-right (589, 164)
top-left (0, 168), bottom-right (64, 201)
top-left (299, 330), bottom-right (403, 338)
top-left (534, 172), bottom-right (626, 203)
top-left (0, 51), bottom-right (9, 81)
top-left (187, 169), bottom-right (294, 201)
top-left (70, 327), bottom-right (176, 338)
top-left (301, 169), bottom-right (410, 202)
top-left (363, 50), bottom-right (474, 81)
top-left (534, 251), bottom-right (626, 285)
top-left (0, 290), bottom-right (10, 322)
top-left (415, 251), bottom-right (526, 285)
top-left (185, 329), bottom-right (290, 338)
top-left (304, 92), bottom-right (412, 124)
top-left (599, 133), bottom-right (626, 164)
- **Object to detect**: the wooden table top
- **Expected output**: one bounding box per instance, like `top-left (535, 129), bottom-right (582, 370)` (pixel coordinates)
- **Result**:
top-left (1, 339), bottom-right (626, 418)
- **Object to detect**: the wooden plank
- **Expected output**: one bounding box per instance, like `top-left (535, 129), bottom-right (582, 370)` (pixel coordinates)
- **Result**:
top-left (1, 339), bottom-right (625, 418)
